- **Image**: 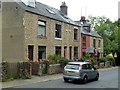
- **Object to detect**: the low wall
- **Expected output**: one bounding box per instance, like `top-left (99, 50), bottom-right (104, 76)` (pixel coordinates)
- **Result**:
top-left (1, 61), bottom-right (31, 82)
top-left (1, 60), bottom-right (115, 82)
top-left (99, 62), bottom-right (105, 68)
top-left (105, 61), bottom-right (111, 68)
top-left (48, 64), bottom-right (63, 75)
top-left (99, 61), bottom-right (113, 68)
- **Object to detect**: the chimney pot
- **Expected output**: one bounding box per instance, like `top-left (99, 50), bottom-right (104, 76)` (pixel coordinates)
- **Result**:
top-left (81, 16), bottom-right (85, 21)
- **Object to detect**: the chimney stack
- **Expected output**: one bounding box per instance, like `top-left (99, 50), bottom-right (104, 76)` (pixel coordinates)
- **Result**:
top-left (60, 2), bottom-right (68, 15)
top-left (81, 16), bottom-right (85, 21)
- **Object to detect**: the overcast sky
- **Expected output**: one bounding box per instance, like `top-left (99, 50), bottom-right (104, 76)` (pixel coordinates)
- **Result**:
top-left (36, 0), bottom-right (119, 22)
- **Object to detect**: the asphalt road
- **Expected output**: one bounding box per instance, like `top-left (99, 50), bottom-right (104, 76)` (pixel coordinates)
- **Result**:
top-left (13, 67), bottom-right (118, 88)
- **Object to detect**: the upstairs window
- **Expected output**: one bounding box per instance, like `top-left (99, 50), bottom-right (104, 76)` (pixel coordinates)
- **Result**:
top-left (93, 39), bottom-right (96, 48)
top-left (82, 35), bottom-right (86, 49)
top-left (74, 29), bottom-right (78, 40)
top-left (38, 20), bottom-right (46, 37)
top-left (98, 40), bottom-right (101, 47)
top-left (55, 24), bottom-right (61, 38)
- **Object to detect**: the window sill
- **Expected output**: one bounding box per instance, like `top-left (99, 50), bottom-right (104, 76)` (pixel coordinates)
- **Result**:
top-left (82, 47), bottom-right (86, 49)
top-left (74, 40), bottom-right (79, 42)
top-left (37, 35), bottom-right (47, 39)
top-left (55, 38), bottom-right (62, 40)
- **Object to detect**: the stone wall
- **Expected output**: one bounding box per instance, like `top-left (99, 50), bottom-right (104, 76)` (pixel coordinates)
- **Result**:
top-left (48, 64), bottom-right (63, 75)
top-left (24, 11), bottom-right (80, 61)
top-left (0, 61), bottom-right (115, 82)
top-left (2, 2), bottom-right (25, 62)
top-left (99, 61), bottom-right (113, 68)
top-left (1, 61), bottom-right (31, 82)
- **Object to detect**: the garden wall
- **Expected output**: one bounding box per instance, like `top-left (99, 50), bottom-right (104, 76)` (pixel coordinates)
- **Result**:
top-left (99, 61), bottom-right (113, 68)
top-left (48, 64), bottom-right (63, 75)
top-left (1, 61), bottom-right (31, 82)
top-left (0, 60), bottom-right (115, 82)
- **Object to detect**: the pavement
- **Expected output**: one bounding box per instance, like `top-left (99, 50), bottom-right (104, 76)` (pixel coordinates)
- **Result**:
top-left (1, 66), bottom-right (118, 88)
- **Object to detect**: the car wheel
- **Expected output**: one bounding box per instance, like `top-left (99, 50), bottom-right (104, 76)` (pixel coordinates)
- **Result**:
top-left (83, 76), bottom-right (88, 84)
top-left (95, 74), bottom-right (99, 81)
top-left (64, 78), bottom-right (69, 82)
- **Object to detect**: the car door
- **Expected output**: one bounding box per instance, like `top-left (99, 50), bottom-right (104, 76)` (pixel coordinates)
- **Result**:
top-left (90, 64), bottom-right (98, 79)
top-left (82, 64), bottom-right (92, 80)
top-left (86, 64), bottom-right (94, 80)
top-left (89, 64), bottom-right (97, 79)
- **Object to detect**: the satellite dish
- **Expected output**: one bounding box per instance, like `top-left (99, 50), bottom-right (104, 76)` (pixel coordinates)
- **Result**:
top-left (80, 21), bottom-right (83, 25)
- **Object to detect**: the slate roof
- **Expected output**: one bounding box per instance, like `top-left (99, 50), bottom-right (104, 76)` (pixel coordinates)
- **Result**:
top-left (75, 21), bottom-right (102, 38)
top-left (15, 0), bottom-right (78, 26)
top-left (90, 30), bottom-right (102, 38)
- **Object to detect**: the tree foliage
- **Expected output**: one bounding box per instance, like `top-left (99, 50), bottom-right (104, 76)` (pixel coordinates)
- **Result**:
top-left (87, 16), bottom-right (118, 55)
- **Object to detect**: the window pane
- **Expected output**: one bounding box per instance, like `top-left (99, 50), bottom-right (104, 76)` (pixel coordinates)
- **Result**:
top-left (74, 29), bottom-right (78, 40)
top-left (74, 47), bottom-right (78, 59)
top-left (98, 40), bottom-right (101, 47)
top-left (93, 39), bottom-right (96, 48)
top-left (38, 46), bottom-right (46, 60)
top-left (66, 64), bottom-right (79, 70)
top-left (28, 45), bottom-right (34, 61)
top-left (38, 25), bottom-right (45, 36)
top-left (38, 20), bottom-right (46, 36)
top-left (55, 24), bottom-right (61, 38)
top-left (55, 46), bottom-right (61, 56)
top-left (82, 35), bottom-right (86, 48)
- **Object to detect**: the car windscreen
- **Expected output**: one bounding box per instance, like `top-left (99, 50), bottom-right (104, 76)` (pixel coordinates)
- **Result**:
top-left (65, 64), bottom-right (80, 70)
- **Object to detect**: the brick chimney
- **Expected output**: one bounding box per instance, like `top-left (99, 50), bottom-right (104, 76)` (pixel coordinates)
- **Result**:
top-left (60, 2), bottom-right (68, 15)
top-left (81, 16), bottom-right (85, 21)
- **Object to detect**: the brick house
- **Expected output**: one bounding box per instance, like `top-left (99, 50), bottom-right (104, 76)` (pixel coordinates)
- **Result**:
top-left (75, 16), bottom-right (103, 58)
top-left (2, 0), bottom-right (80, 62)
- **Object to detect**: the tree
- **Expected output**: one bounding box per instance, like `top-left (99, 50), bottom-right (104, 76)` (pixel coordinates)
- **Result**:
top-left (87, 16), bottom-right (118, 55)
top-left (117, 18), bottom-right (120, 52)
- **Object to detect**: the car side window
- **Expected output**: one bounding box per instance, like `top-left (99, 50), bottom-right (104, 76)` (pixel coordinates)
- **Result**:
top-left (82, 64), bottom-right (91, 69)
top-left (89, 64), bottom-right (96, 70)
top-left (82, 64), bottom-right (86, 69)
top-left (91, 64), bottom-right (96, 70)
top-left (87, 64), bottom-right (92, 69)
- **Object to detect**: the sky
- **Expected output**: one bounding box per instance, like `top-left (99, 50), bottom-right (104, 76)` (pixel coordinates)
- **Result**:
top-left (36, 0), bottom-right (119, 22)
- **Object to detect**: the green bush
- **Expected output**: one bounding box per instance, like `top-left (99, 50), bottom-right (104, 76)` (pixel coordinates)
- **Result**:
top-left (100, 56), bottom-right (115, 64)
top-left (48, 54), bottom-right (68, 67)
top-left (99, 57), bottom-right (107, 63)
top-left (91, 58), bottom-right (97, 65)
top-left (82, 53), bottom-right (90, 61)
top-left (48, 54), bottom-right (59, 64)
top-left (58, 57), bottom-right (68, 67)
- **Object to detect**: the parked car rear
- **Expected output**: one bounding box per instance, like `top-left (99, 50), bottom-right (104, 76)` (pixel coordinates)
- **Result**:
top-left (63, 62), bottom-right (99, 84)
